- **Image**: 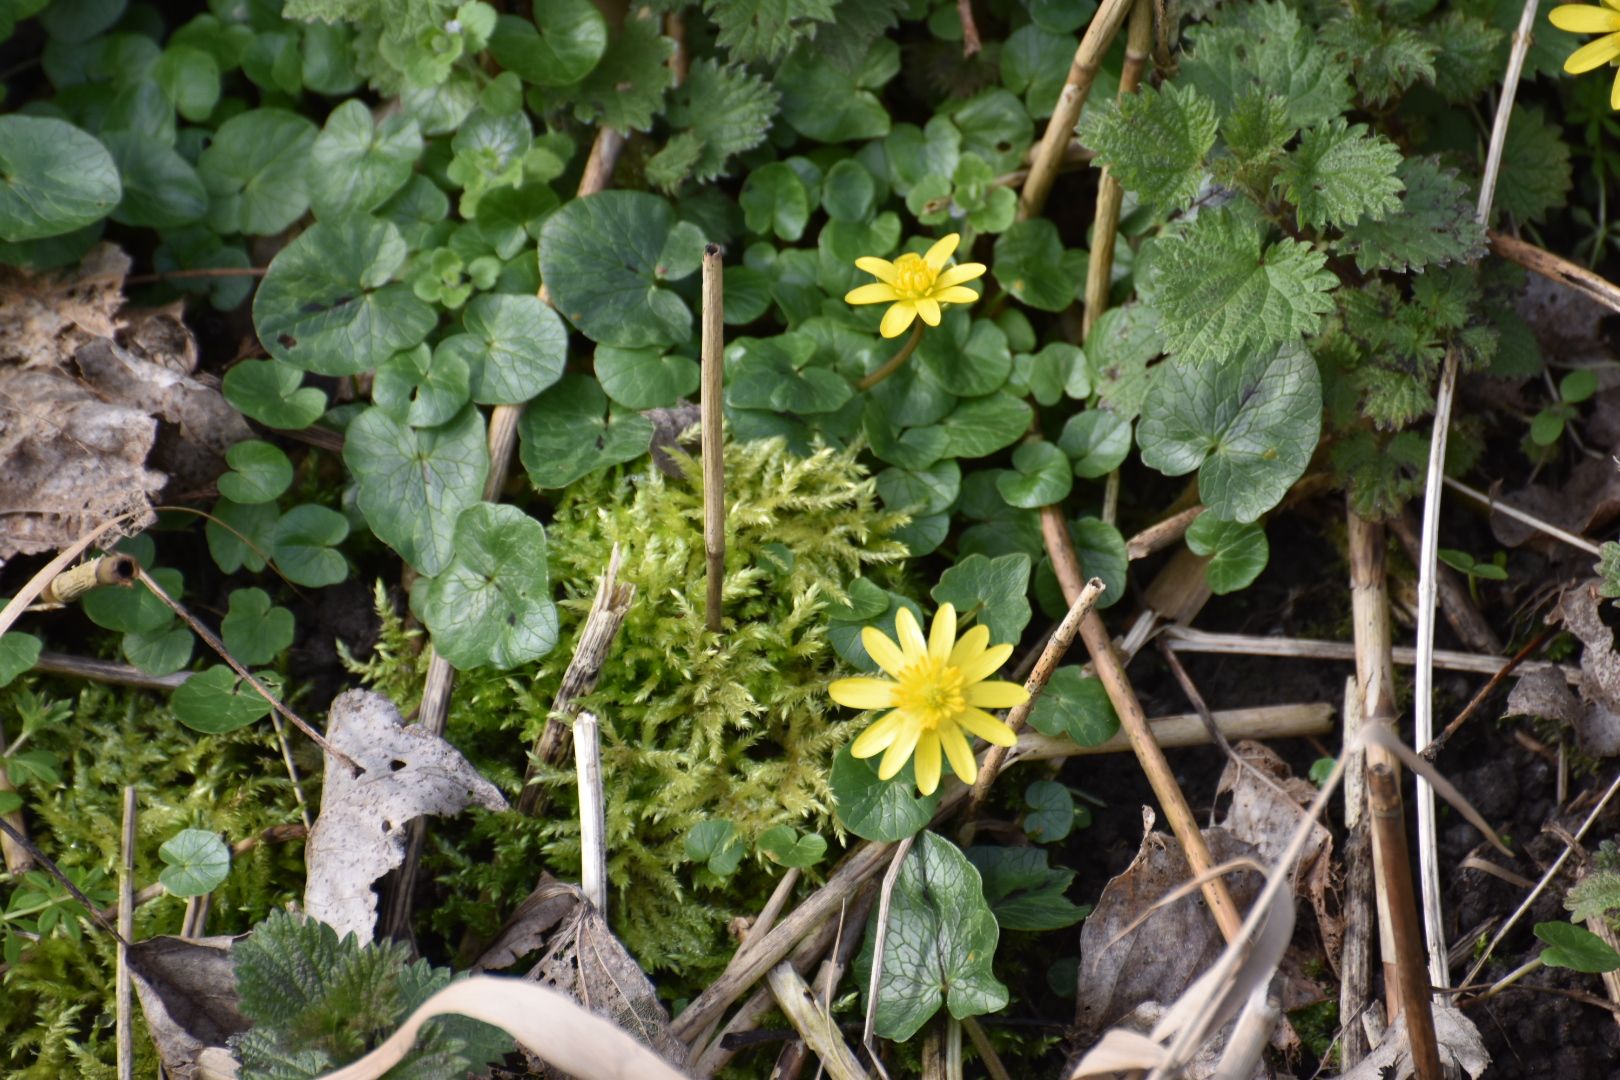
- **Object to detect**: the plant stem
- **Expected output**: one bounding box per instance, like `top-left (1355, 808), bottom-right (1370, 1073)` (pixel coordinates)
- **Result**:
top-left (1367, 762), bottom-right (1443, 1080)
top-left (702, 244), bottom-right (726, 633)
top-left (116, 786), bottom-right (136, 1080)
top-left (855, 322), bottom-right (925, 391)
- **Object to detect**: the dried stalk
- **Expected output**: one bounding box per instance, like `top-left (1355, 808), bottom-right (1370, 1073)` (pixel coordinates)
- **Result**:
top-left (1423, 627), bottom-right (1554, 758)
top-left (767, 961), bottom-right (868, 1080)
top-left (1442, 475), bottom-right (1603, 556)
top-left (1489, 230), bottom-right (1620, 315)
top-left (702, 244), bottom-right (725, 633)
top-left (574, 711), bottom-right (607, 914)
top-left (38, 553), bottom-right (137, 606)
top-left (1367, 763), bottom-right (1442, 1080)
top-left (1339, 677), bottom-right (1376, 1066)
top-left (1080, 0), bottom-right (1151, 340)
top-left (689, 865), bottom-right (802, 1056)
top-left (1125, 505), bottom-right (1204, 561)
top-left (33, 650), bottom-right (190, 690)
top-left (0, 718), bottom-right (32, 873)
top-left (1012, 704), bottom-right (1334, 764)
top-left (775, 887), bottom-right (880, 1080)
top-left (1159, 625), bottom-right (1578, 682)
top-left (1018, 0), bottom-right (1137, 220)
top-left (960, 1015), bottom-right (1012, 1080)
top-left (863, 833), bottom-right (918, 1080)
top-left (1390, 510), bottom-right (1502, 656)
top-left (116, 785), bottom-right (136, 1080)
top-left (0, 513), bottom-right (146, 639)
top-left (1039, 505), bottom-right (1245, 941)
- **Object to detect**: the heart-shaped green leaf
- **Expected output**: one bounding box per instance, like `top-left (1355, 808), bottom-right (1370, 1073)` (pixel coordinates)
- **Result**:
top-left (0, 116), bottom-right (121, 242)
top-left (309, 100), bottom-right (423, 218)
top-left (684, 819), bottom-right (743, 878)
top-left (756, 825), bottom-right (828, 869)
top-left (122, 624), bottom-right (193, 676)
top-left (1059, 410), bottom-right (1132, 479)
top-left (218, 440), bottom-right (293, 505)
top-left (932, 553), bottom-right (1032, 646)
top-left (993, 219), bottom-right (1083, 311)
top-left (196, 108), bottom-right (316, 236)
top-left (436, 293), bottom-right (568, 405)
top-left (206, 498), bottom-right (278, 574)
top-left (517, 374), bottom-right (653, 489)
top-left (739, 162), bottom-right (812, 241)
top-left (157, 828), bottom-right (231, 898)
top-left (937, 392), bottom-right (1031, 460)
top-left (595, 346), bottom-right (699, 409)
top-left (170, 665), bottom-right (274, 734)
top-left (82, 567), bottom-right (181, 636)
top-left (1027, 666), bottom-right (1119, 746)
top-left (996, 440), bottom-right (1072, 509)
top-left (102, 131), bottom-right (206, 229)
top-left (487, 2), bottom-right (607, 87)
top-left (270, 505), bottom-right (350, 588)
top-left (1185, 515), bottom-right (1270, 595)
top-left (830, 745), bottom-right (940, 842)
top-left (1023, 779), bottom-right (1075, 842)
top-left (0, 632), bottom-right (41, 688)
top-left (965, 846), bottom-right (1088, 931)
top-left (221, 587), bottom-right (295, 666)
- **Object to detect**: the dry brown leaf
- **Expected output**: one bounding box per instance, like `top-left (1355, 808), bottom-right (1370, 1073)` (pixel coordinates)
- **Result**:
top-left (0, 243), bottom-right (127, 366)
top-left (126, 934), bottom-right (248, 1079)
top-left (1338, 1005), bottom-right (1490, 1079)
top-left (1512, 582), bottom-right (1620, 757)
top-left (304, 690), bottom-right (506, 941)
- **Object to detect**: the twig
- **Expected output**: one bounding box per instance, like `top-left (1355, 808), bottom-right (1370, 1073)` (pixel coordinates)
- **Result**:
top-left (1339, 678), bottom-right (1377, 1066)
top-left (123, 266), bottom-right (267, 286)
top-left (855, 321), bottom-right (926, 391)
top-left (1489, 230), bottom-right (1620, 315)
top-left (1126, 505), bottom-right (1204, 561)
top-left (1010, 704), bottom-right (1334, 765)
top-left (690, 865), bottom-right (802, 1056)
top-left (574, 711), bottom-right (607, 914)
top-left (1155, 637), bottom-right (1237, 763)
top-left (702, 244), bottom-right (726, 633)
top-left (665, 9), bottom-right (689, 84)
top-left (37, 554), bottom-right (138, 606)
top-left (116, 786), bottom-right (136, 1080)
top-left (1040, 505), bottom-right (1246, 942)
top-left (1442, 475), bottom-right (1603, 556)
top-left (1423, 626), bottom-right (1554, 758)
top-left (1018, 0), bottom-right (1137, 220)
top-left (1159, 625), bottom-right (1579, 682)
top-left (1367, 763), bottom-right (1442, 1080)
top-left (33, 651), bottom-right (190, 690)
top-left (863, 835), bottom-right (917, 1078)
top-left (1581, 883), bottom-right (1620, 1030)
top-left (0, 513), bottom-right (145, 639)
top-left (267, 710), bottom-right (313, 830)
top-left (956, 0), bottom-right (981, 56)
top-left (767, 961), bottom-right (868, 1080)
top-left (0, 718), bottom-right (32, 873)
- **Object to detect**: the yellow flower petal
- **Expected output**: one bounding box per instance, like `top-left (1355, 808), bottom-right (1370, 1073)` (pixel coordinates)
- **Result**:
top-left (1565, 31), bottom-right (1620, 72)
top-left (923, 233), bottom-right (960, 272)
top-left (846, 282), bottom-right (900, 305)
top-left (948, 624), bottom-right (991, 667)
top-left (829, 676), bottom-right (897, 710)
top-left (894, 605), bottom-right (928, 660)
top-left (878, 722), bottom-right (922, 780)
top-left (855, 256), bottom-right (898, 283)
top-left (862, 626), bottom-right (908, 677)
top-left (940, 724), bottom-right (979, 785)
top-left (916, 298), bottom-right (942, 326)
top-left (880, 301), bottom-right (918, 338)
top-left (957, 707), bottom-right (1018, 746)
top-left (928, 603), bottom-right (956, 663)
top-left (1551, 4), bottom-right (1620, 31)
top-left (851, 710), bottom-right (907, 758)
top-left (913, 731), bottom-right (942, 795)
top-left (967, 680), bottom-right (1030, 709)
top-left (1612, 65), bottom-right (1620, 110)
top-left (958, 642), bottom-right (1015, 685)
top-left (935, 285), bottom-right (982, 305)
top-left (935, 262), bottom-right (987, 289)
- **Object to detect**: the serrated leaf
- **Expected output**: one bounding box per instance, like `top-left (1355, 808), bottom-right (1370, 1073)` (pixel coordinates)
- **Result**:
top-left (0, 115), bottom-right (120, 242)
top-left (996, 441), bottom-right (1073, 509)
top-left (197, 108), bottom-right (315, 236)
top-left (488, 2), bottom-right (606, 87)
top-left (218, 440), bottom-right (293, 504)
top-left (854, 832), bottom-right (1007, 1040)
top-left (1536, 921), bottom-right (1620, 973)
top-left (517, 373), bottom-right (653, 489)
top-left (562, 15), bottom-right (673, 132)
top-left (966, 846), bottom-right (1088, 931)
top-left (1598, 542), bottom-right (1620, 599)
top-left (1059, 410), bottom-right (1133, 479)
top-left (1081, 82), bottom-right (1216, 215)
top-left (1185, 515), bottom-right (1270, 595)
top-left (309, 101), bottom-right (423, 218)
top-left (1027, 665), bottom-right (1119, 745)
top-left (436, 293), bottom-right (568, 405)
top-left (1219, 91), bottom-right (1294, 177)
top-left (170, 665), bottom-right (274, 734)
top-left (931, 553), bottom-right (1032, 645)
top-left (652, 58), bottom-right (779, 190)
top-left (158, 828), bottom-right (231, 898)
top-left (1323, 12), bottom-right (1436, 107)
top-left (830, 745), bottom-right (939, 842)
top-left (706, 0), bottom-right (837, 64)
top-left (0, 632), bottom-right (41, 687)
top-left (271, 505), bottom-right (349, 588)
top-left (756, 825), bottom-right (828, 868)
top-left (1427, 11), bottom-right (1505, 103)
top-left (345, 405), bottom-right (488, 576)
top-left (1023, 779), bottom-right (1075, 842)
top-left (1567, 870), bottom-right (1620, 923)
top-left (221, 587), bottom-right (295, 667)
top-left (1276, 118), bottom-right (1403, 231)
top-left (1139, 341), bottom-right (1321, 523)
top-left (1340, 157), bottom-right (1486, 274)
top-left (1180, 0), bottom-right (1353, 129)
top-left (1494, 105), bottom-right (1571, 226)
top-left (1144, 207), bottom-right (1336, 367)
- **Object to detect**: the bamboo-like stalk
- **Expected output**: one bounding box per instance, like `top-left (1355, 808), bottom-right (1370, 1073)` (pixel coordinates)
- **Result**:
top-left (1011, 703), bottom-right (1333, 764)
top-left (1159, 625), bottom-right (1578, 681)
top-left (702, 244), bottom-right (726, 633)
top-left (116, 785), bottom-right (136, 1080)
top-left (1018, 0), bottom-right (1138, 220)
top-left (1125, 505), bottom-right (1203, 560)
top-left (0, 718), bottom-right (32, 874)
top-left (766, 961), bottom-right (868, 1080)
top-left (574, 711), bottom-right (607, 914)
top-left (1367, 763), bottom-right (1443, 1080)
top-left (1489, 229), bottom-right (1620, 314)
top-left (1038, 505), bottom-right (1245, 942)
top-left (1080, 0), bottom-right (1151, 339)
top-left (38, 553), bottom-right (137, 606)
top-left (775, 887), bottom-right (880, 1079)
top-left (689, 865), bottom-right (802, 1056)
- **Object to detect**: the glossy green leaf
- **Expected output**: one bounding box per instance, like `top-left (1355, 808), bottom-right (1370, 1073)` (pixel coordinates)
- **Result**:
top-left (271, 505), bottom-right (350, 588)
top-left (1023, 779), bottom-right (1076, 842)
top-left (1027, 665), bottom-right (1119, 745)
top-left (756, 825), bottom-right (828, 869)
top-left (966, 846), bottom-right (1089, 931)
top-left (196, 108), bottom-right (315, 236)
top-left (1185, 515), bottom-right (1270, 595)
top-left (220, 587), bottom-right (295, 667)
top-left (517, 374), bottom-right (653, 489)
top-left (309, 101), bottom-right (423, 218)
top-left (221, 360), bottom-right (326, 431)
top-left (205, 498), bottom-right (277, 574)
top-left (157, 828), bottom-right (230, 898)
top-left (217, 440), bottom-right (293, 505)
top-left (996, 441), bottom-right (1072, 509)
top-left (1070, 517), bottom-right (1128, 610)
top-left (488, 3), bottom-right (606, 87)
top-left (937, 392), bottom-right (1032, 459)
top-left (932, 553), bottom-right (1032, 646)
top-left (916, 316), bottom-right (1007, 398)
top-left (1536, 921), bottom-right (1620, 973)
top-left (102, 132), bottom-right (206, 228)
top-left (82, 567), bottom-right (180, 636)
top-left (595, 346), bottom-right (699, 409)
top-left (1059, 410), bottom-right (1133, 479)
top-left (439, 293), bottom-right (569, 405)
top-left (778, 41), bottom-right (893, 143)
top-left (685, 819), bottom-right (743, 878)
top-left (830, 745), bottom-right (940, 842)
top-left (993, 219), bottom-right (1082, 312)
top-left (740, 162), bottom-right (812, 242)
top-left (0, 632), bottom-right (41, 688)
top-left (120, 623), bottom-right (191, 676)
top-left (0, 116), bottom-right (121, 242)
top-left (169, 665), bottom-right (274, 734)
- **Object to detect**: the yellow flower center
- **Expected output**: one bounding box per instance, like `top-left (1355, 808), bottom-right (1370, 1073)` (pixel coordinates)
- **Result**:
top-left (892, 656), bottom-right (964, 730)
top-left (891, 252), bottom-right (937, 299)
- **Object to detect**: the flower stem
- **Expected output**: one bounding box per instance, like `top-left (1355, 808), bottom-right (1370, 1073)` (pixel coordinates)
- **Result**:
top-left (855, 322), bottom-right (926, 392)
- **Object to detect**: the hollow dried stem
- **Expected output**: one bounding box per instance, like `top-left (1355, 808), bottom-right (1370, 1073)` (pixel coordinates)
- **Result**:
top-left (574, 711), bottom-right (607, 914)
top-left (116, 785), bottom-right (136, 1080)
top-left (702, 244), bottom-right (726, 633)
top-left (1080, 0), bottom-right (1151, 340)
top-left (1159, 625), bottom-right (1577, 682)
top-left (767, 961), bottom-right (868, 1080)
top-left (38, 553), bottom-right (137, 606)
top-left (1489, 230), bottom-right (1620, 315)
top-left (1367, 763), bottom-right (1443, 1080)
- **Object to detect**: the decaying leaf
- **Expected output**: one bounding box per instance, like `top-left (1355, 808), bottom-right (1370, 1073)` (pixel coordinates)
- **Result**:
top-left (1339, 1005), bottom-right (1490, 1079)
top-left (126, 934), bottom-right (248, 1079)
top-left (304, 690), bottom-right (506, 941)
top-left (1507, 583), bottom-right (1620, 757)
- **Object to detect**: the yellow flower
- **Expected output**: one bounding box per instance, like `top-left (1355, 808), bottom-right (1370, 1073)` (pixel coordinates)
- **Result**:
top-left (843, 233), bottom-right (987, 339)
top-left (828, 603), bottom-right (1027, 796)
top-left (1552, 0), bottom-right (1620, 108)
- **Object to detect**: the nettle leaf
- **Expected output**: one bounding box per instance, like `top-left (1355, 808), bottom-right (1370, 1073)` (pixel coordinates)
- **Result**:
top-left (938, 392), bottom-right (1033, 459)
top-left (197, 108), bottom-right (316, 236)
top-left (1180, 0), bottom-right (1353, 129)
top-left (345, 405), bottom-right (489, 576)
top-left (1536, 921), bottom-right (1620, 973)
top-left (1427, 11), bottom-right (1505, 103)
top-left (102, 132), bottom-right (207, 229)
top-left (1276, 118), bottom-right (1403, 231)
top-left (932, 553), bottom-right (1032, 646)
top-left (309, 100), bottom-right (423, 218)
top-left (996, 441), bottom-right (1073, 509)
top-left (254, 215), bottom-right (436, 377)
top-left (1144, 207), bottom-right (1336, 368)
top-left (1494, 105), bottom-right (1572, 226)
top-left (1059, 410), bottom-right (1132, 479)
top-left (1340, 157), bottom-right (1485, 274)
top-left (170, 665), bottom-right (274, 734)
top-left (1599, 541), bottom-right (1620, 599)
top-left (595, 346), bottom-right (699, 409)
top-left (158, 829), bottom-right (231, 898)
top-left (706, 0), bottom-right (836, 64)
top-left (1138, 341), bottom-right (1321, 523)
top-left (855, 831), bottom-right (1008, 1040)
top-left (1080, 83), bottom-right (1216, 215)
top-left (218, 440), bottom-right (293, 505)
top-left (993, 219), bottom-right (1084, 312)
top-left (1027, 665), bottom-right (1118, 746)
top-left (0, 115), bottom-right (120, 242)
top-left (966, 846), bottom-right (1089, 931)
top-left (221, 587), bottom-right (295, 667)
top-left (560, 14), bottom-right (673, 132)
top-left (0, 632), bottom-right (41, 688)
top-left (649, 58), bottom-right (779, 191)
top-left (436, 293), bottom-right (567, 405)
top-left (271, 505), bottom-right (349, 588)
top-left (1023, 779), bottom-right (1075, 842)
top-left (756, 825), bottom-right (828, 868)
top-left (1185, 515), bottom-right (1270, 595)
top-left (488, 2), bottom-right (607, 87)
top-left (540, 191), bottom-right (696, 349)
top-left (518, 373), bottom-right (653, 489)
top-left (831, 746), bottom-right (940, 842)
top-left (1322, 12), bottom-right (1436, 107)
top-left (222, 360), bottom-right (326, 431)
top-left (778, 37), bottom-right (895, 143)
top-left (412, 504), bottom-right (559, 671)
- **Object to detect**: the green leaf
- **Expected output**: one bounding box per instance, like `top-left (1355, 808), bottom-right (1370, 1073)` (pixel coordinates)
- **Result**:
top-left (309, 101), bottom-right (423, 218)
top-left (123, 624), bottom-right (193, 676)
top-left (169, 665), bottom-right (274, 734)
top-left (822, 159), bottom-right (876, 223)
top-left (1023, 779), bottom-right (1075, 842)
top-left (1536, 921), bottom-right (1620, 973)
top-left (39, 0), bottom-right (124, 42)
top-left (1059, 410), bottom-right (1132, 479)
top-left (102, 132), bottom-right (207, 229)
top-left (778, 38), bottom-right (894, 143)
top-left (561, 14), bottom-right (673, 132)
top-left (1080, 83), bottom-right (1216, 215)
top-left (1014, 342), bottom-right (1087, 407)
top-left (222, 360), bottom-right (326, 431)
top-left (0, 116), bottom-right (120, 242)
top-left (1494, 106), bottom-right (1571, 226)
top-left (916, 315), bottom-right (1008, 398)
top-left (740, 162), bottom-right (811, 241)
top-left (1427, 11), bottom-right (1506, 103)
top-left (1185, 515), bottom-right (1270, 595)
top-left (756, 825), bottom-right (828, 868)
top-left (221, 587), bottom-right (295, 666)
top-left (1027, 666), bottom-right (1118, 745)
top-left (1567, 870), bottom-right (1620, 924)
top-left (1144, 207), bottom-right (1336, 368)
top-left (271, 505), bottom-right (350, 588)
top-left (1340, 157), bottom-right (1485, 275)
top-left (829, 588), bottom-right (923, 672)
top-left (1088, 304), bottom-right (1162, 421)
top-left (726, 339), bottom-right (853, 414)
top-left (855, 832), bottom-right (1007, 1040)
top-left (1322, 12), bottom-right (1435, 107)
top-left (157, 828), bottom-right (230, 898)
top-left (830, 745), bottom-right (939, 842)
top-left (1070, 516), bottom-right (1128, 610)
top-left (993, 219), bottom-right (1082, 312)
top-left (685, 819), bottom-right (744, 877)
top-left (827, 576), bottom-right (891, 623)
top-left (1139, 341), bottom-right (1320, 523)
top-left (488, 3), bottom-right (606, 87)
top-left (966, 846), bottom-right (1089, 931)
top-left (650, 58), bottom-right (779, 190)
top-left (218, 440), bottom-right (293, 505)
top-left (254, 215), bottom-right (436, 377)
top-left (0, 632), bottom-right (42, 687)
top-left (1180, 1), bottom-right (1352, 129)
top-left (206, 498), bottom-right (277, 574)
top-left (435, 293), bottom-right (568, 405)
top-left (705, 0), bottom-right (836, 63)
top-left (931, 553), bottom-right (1032, 646)
top-left (1276, 118), bottom-right (1403, 231)
top-left (517, 373), bottom-right (653, 489)
top-left (5, 748), bottom-right (59, 786)
top-left (884, 118), bottom-right (961, 196)
top-left (345, 405), bottom-right (488, 576)
top-left (996, 441), bottom-right (1073, 509)
top-left (1598, 542), bottom-right (1620, 599)
top-left (596, 347), bottom-right (700, 410)
top-left (1001, 23), bottom-right (1076, 118)
top-left (938, 392), bottom-right (1033, 460)
top-left (83, 567), bottom-right (180, 636)
top-left (376, 343), bottom-right (470, 428)
top-left (540, 191), bottom-right (695, 349)
top-left (412, 504), bottom-right (558, 671)
top-left (197, 108), bottom-right (316, 236)
top-left (951, 88), bottom-right (1032, 175)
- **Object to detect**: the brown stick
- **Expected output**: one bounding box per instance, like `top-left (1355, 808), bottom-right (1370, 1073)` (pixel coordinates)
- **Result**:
top-left (1422, 626), bottom-right (1554, 759)
top-left (1339, 678), bottom-right (1377, 1067)
top-left (1389, 509), bottom-right (1502, 656)
top-left (33, 651), bottom-right (190, 690)
top-left (1011, 704), bottom-right (1334, 764)
top-left (702, 244), bottom-right (726, 633)
top-left (766, 961), bottom-right (868, 1080)
top-left (1367, 763), bottom-right (1443, 1080)
top-left (0, 717), bottom-right (32, 874)
top-left (1080, 0), bottom-right (1151, 340)
top-left (774, 886), bottom-right (881, 1080)
top-left (1125, 505), bottom-right (1204, 561)
top-left (1490, 230), bottom-right (1620, 316)
top-left (956, 0), bottom-right (982, 56)
top-left (1039, 504), bottom-right (1245, 942)
top-left (116, 785), bottom-right (136, 1080)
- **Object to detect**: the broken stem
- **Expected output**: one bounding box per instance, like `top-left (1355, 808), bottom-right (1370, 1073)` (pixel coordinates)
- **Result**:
top-left (855, 321), bottom-right (925, 392)
top-left (574, 711), bottom-right (607, 915)
top-left (1489, 229), bottom-right (1620, 315)
top-left (38, 553), bottom-right (138, 606)
top-left (702, 244), bottom-right (726, 634)
top-left (116, 786), bottom-right (136, 1080)
top-left (1367, 763), bottom-right (1443, 1080)
top-left (766, 961), bottom-right (868, 1080)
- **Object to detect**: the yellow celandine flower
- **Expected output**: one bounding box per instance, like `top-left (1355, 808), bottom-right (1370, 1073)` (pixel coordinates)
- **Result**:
top-left (1551, 0), bottom-right (1620, 109)
top-left (843, 233), bottom-right (988, 339)
top-left (827, 603), bottom-right (1028, 796)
